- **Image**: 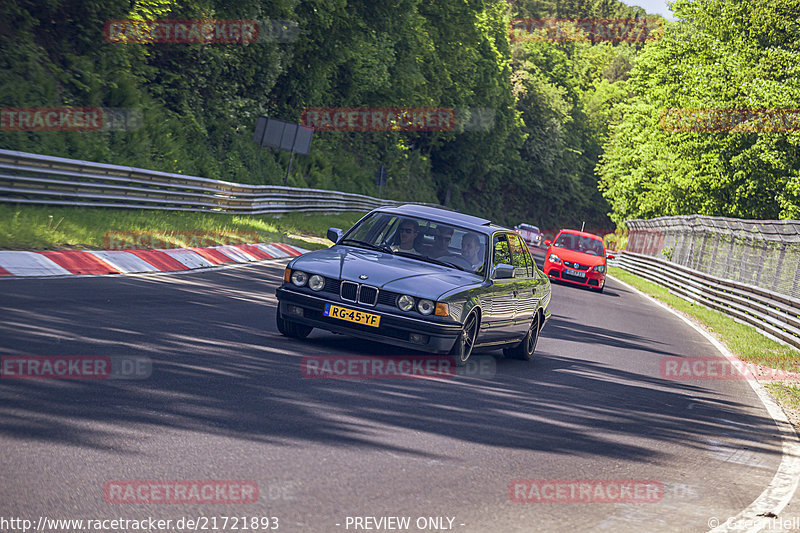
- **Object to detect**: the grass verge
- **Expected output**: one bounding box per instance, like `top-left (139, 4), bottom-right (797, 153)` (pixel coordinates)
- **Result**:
top-left (0, 205), bottom-right (365, 251)
top-left (765, 383), bottom-right (800, 410)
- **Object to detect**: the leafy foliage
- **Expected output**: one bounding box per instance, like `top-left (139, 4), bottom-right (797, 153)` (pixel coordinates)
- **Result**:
top-left (1, 0), bottom-right (654, 229)
top-left (598, 0), bottom-right (800, 225)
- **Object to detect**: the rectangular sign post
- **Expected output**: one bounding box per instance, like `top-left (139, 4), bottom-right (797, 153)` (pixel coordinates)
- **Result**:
top-left (253, 116), bottom-right (313, 185)
top-left (375, 164), bottom-right (387, 198)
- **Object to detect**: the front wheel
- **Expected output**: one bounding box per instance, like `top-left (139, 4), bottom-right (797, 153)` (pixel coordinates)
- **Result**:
top-left (450, 311), bottom-right (479, 366)
top-left (504, 312), bottom-right (540, 361)
top-left (593, 283), bottom-right (604, 293)
top-left (276, 306), bottom-right (313, 339)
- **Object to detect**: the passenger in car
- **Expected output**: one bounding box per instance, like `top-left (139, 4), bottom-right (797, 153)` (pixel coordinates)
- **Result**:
top-left (429, 225), bottom-right (454, 258)
top-left (461, 232), bottom-right (484, 271)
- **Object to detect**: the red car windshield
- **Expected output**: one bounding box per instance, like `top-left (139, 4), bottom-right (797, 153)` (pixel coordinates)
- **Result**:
top-left (553, 233), bottom-right (604, 256)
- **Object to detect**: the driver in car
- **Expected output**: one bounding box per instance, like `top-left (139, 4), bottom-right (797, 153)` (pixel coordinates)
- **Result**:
top-left (391, 219), bottom-right (420, 253)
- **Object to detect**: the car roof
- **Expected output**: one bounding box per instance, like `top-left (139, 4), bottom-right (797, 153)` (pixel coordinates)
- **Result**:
top-left (517, 224), bottom-right (539, 231)
top-left (557, 229), bottom-right (603, 240)
top-left (377, 204), bottom-right (507, 234)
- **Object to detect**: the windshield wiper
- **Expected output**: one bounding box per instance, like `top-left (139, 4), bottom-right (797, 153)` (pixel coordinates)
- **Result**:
top-left (340, 239), bottom-right (394, 254)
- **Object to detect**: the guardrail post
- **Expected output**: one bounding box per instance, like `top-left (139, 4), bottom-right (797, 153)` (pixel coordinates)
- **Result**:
top-left (723, 234), bottom-right (736, 279)
top-left (696, 230), bottom-right (709, 271)
top-left (773, 244), bottom-right (786, 293)
top-left (709, 230), bottom-right (721, 278)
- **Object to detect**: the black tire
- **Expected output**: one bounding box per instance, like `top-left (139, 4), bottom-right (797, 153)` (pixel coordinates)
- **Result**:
top-left (449, 311), bottom-right (479, 366)
top-left (276, 306), bottom-right (313, 339)
top-left (594, 282), bottom-right (604, 293)
top-left (504, 312), bottom-right (540, 361)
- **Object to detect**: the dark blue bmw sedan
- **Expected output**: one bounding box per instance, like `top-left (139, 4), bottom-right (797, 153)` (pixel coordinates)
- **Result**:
top-left (275, 204), bottom-right (551, 365)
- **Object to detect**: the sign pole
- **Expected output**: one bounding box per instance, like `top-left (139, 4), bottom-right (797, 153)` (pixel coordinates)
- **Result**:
top-left (284, 149), bottom-right (295, 186)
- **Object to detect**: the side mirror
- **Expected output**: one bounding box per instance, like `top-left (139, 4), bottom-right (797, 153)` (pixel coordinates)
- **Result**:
top-left (543, 240), bottom-right (551, 246)
top-left (327, 227), bottom-right (343, 244)
top-left (607, 254), bottom-right (615, 260)
top-left (492, 263), bottom-right (515, 279)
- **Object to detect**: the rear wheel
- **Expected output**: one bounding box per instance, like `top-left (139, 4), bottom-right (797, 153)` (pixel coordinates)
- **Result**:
top-left (450, 311), bottom-right (479, 366)
top-left (276, 306), bottom-right (313, 338)
top-left (504, 312), bottom-right (540, 361)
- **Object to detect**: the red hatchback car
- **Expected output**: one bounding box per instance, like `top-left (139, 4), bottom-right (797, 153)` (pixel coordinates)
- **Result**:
top-left (543, 229), bottom-right (614, 292)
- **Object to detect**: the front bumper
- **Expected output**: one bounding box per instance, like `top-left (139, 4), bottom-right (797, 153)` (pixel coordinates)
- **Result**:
top-left (545, 263), bottom-right (605, 288)
top-left (275, 287), bottom-right (462, 353)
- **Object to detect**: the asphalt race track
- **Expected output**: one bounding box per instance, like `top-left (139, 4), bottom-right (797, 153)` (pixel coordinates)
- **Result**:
top-left (0, 259), bottom-right (791, 532)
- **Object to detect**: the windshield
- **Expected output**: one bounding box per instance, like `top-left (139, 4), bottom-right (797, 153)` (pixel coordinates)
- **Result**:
top-left (553, 233), bottom-right (605, 256)
top-left (342, 212), bottom-right (488, 274)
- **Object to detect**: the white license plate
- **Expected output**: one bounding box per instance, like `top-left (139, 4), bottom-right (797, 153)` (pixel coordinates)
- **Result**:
top-left (565, 268), bottom-right (586, 278)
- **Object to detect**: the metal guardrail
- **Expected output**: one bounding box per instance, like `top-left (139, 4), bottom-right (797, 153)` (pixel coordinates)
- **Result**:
top-left (0, 149), bottom-right (413, 214)
top-left (626, 214), bottom-right (800, 300)
top-left (614, 251), bottom-right (800, 350)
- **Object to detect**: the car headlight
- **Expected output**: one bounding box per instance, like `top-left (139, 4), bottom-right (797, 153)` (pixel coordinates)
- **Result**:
top-left (592, 264), bottom-right (605, 273)
top-left (397, 294), bottom-right (415, 311)
top-left (308, 274), bottom-right (325, 291)
top-left (548, 254), bottom-right (561, 264)
top-left (417, 299), bottom-right (435, 315)
top-left (291, 270), bottom-right (308, 287)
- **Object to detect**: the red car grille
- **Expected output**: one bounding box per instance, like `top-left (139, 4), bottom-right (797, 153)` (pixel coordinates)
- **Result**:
top-left (562, 261), bottom-right (589, 270)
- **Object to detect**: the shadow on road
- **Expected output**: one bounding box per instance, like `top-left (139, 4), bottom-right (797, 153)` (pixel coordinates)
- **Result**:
top-left (0, 262), bottom-right (783, 466)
